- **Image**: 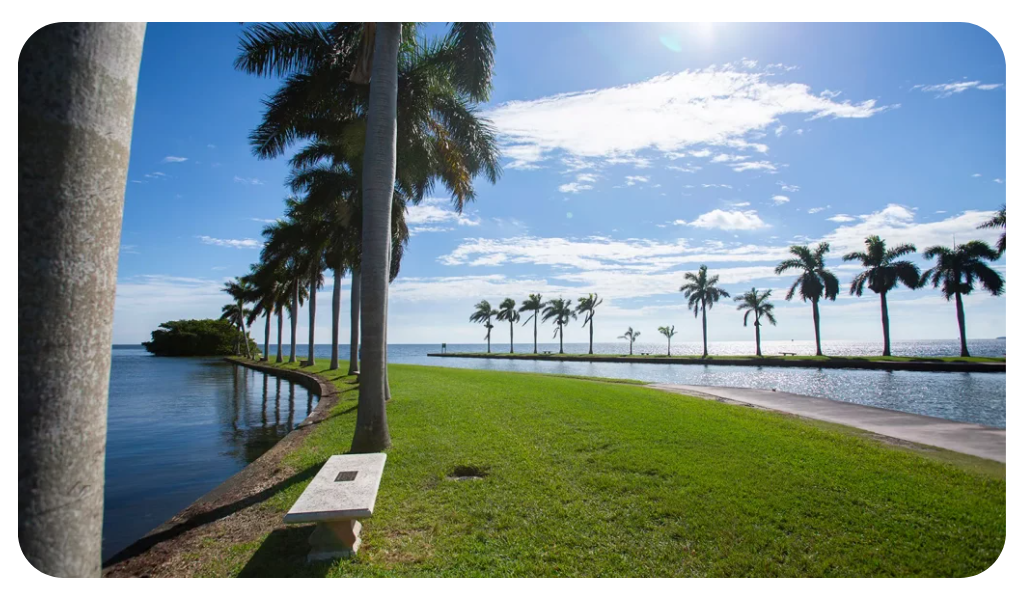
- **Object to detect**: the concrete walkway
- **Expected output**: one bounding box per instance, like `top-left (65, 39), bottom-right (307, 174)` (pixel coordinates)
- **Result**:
top-left (648, 384), bottom-right (1006, 463)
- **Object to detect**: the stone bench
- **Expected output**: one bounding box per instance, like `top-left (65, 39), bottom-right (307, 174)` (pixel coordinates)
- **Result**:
top-left (779, 352), bottom-right (797, 357)
top-left (283, 453), bottom-right (387, 561)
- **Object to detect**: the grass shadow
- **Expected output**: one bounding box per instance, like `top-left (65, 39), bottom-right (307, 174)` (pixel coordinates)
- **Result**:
top-left (237, 526), bottom-right (335, 577)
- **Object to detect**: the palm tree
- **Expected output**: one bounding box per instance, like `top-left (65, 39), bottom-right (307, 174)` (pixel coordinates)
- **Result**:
top-left (260, 213), bottom-right (311, 364)
top-left (734, 288), bottom-right (777, 357)
top-left (657, 326), bottom-right (676, 357)
top-left (237, 23), bottom-right (500, 453)
top-left (680, 265), bottom-right (731, 358)
top-left (979, 205), bottom-right (1006, 256)
top-left (496, 298), bottom-right (520, 353)
top-left (519, 294), bottom-right (544, 354)
top-left (921, 241), bottom-right (1004, 357)
top-left (775, 243), bottom-right (839, 356)
top-left (245, 262), bottom-right (285, 362)
top-left (619, 327), bottom-right (641, 355)
top-left (470, 300), bottom-right (498, 353)
top-left (220, 303), bottom-right (250, 356)
top-left (542, 298), bottom-right (575, 353)
top-left (574, 293), bottom-right (603, 354)
top-left (843, 236), bottom-right (920, 356)
top-left (222, 277), bottom-right (255, 359)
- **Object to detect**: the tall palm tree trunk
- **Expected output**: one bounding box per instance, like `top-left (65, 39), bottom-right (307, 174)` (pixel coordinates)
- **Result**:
top-left (263, 310), bottom-right (271, 361)
top-left (629, 338), bottom-right (633, 355)
top-left (812, 298), bottom-right (823, 356)
top-left (331, 265), bottom-right (342, 371)
top-left (19, 22), bottom-right (145, 578)
top-left (276, 308), bottom-right (284, 362)
top-left (559, 325), bottom-right (564, 353)
top-left (588, 318), bottom-right (594, 354)
top-left (533, 311), bottom-right (538, 354)
top-left (289, 279), bottom-right (298, 363)
top-left (486, 324), bottom-right (491, 353)
top-left (701, 302), bottom-right (708, 357)
top-left (667, 338), bottom-right (671, 357)
top-left (754, 319), bottom-right (762, 357)
top-left (879, 291), bottom-right (892, 357)
top-left (955, 291), bottom-right (970, 357)
top-left (349, 269), bottom-right (360, 374)
top-left (238, 300), bottom-right (252, 359)
top-left (510, 321), bottom-right (515, 354)
top-left (306, 278), bottom-right (317, 366)
top-left (352, 22), bottom-right (401, 453)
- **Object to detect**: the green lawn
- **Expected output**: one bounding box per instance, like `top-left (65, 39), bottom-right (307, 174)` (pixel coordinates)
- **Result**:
top-left (447, 352), bottom-right (1005, 363)
top-left (206, 361), bottom-right (1004, 577)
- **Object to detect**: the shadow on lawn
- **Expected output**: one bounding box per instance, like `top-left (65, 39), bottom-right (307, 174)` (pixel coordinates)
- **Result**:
top-left (238, 526), bottom-right (335, 577)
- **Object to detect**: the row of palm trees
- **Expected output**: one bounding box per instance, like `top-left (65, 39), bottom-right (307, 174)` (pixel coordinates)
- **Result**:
top-left (217, 23), bottom-right (501, 454)
top-left (468, 227), bottom-right (1006, 358)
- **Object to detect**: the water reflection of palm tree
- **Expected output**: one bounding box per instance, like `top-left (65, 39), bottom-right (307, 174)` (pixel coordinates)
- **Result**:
top-left (261, 374), bottom-right (269, 427)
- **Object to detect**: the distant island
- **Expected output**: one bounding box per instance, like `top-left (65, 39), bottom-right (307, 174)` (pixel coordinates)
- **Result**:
top-left (143, 319), bottom-right (259, 357)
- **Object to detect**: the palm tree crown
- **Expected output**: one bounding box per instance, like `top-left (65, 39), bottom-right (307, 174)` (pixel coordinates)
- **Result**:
top-left (618, 327), bottom-right (641, 355)
top-left (470, 299), bottom-right (498, 352)
top-left (657, 325), bottom-right (676, 357)
top-left (979, 205), bottom-right (1006, 255)
top-left (844, 236), bottom-right (920, 296)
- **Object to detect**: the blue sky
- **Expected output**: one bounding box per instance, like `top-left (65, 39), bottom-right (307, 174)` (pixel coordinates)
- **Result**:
top-left (114, 22), bottom-right (1006, 347)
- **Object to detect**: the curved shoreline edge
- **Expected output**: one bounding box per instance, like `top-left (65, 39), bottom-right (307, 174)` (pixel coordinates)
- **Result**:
top-left (102, 358), bottom-right (340, 574)
top-left (427, 353), bottom-right (1006, 373)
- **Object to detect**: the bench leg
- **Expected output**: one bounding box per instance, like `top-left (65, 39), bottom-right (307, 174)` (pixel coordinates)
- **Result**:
top-left (307, 519), bottom-right (362, 562)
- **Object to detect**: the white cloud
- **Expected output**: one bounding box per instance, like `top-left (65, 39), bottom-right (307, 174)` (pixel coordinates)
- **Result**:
top-left (406, 197), bottom-right (480, 227)
top-left (972, 173), bottom-right (982, 178)
top-left (731, 161), bottom-right (778, 172)
top-left (676, 209), bottom-right (768, 231)
top-left (728, 201), bottom-right (751, 207)
top-left (913, 80), bottom-right (1004, 98)
top-left (234, 176), bottom-right (265, 185)
top-left (826, 214), bottom-right (857, 223)
top-left (250, 217), bottom-right (279, 224)
top-left (625, 175), bottom-right (649, 186)
top-left (485, 64), bottom-right (893, 169)
top-left (821, 204), bottom-right (1003, 255)
top-left (807, 207), bottom-right (826, 214)
top-left (667, 164), bottom-right (701, 173)
top-left (144, 171), bottom-right (167, 179)
top-left (701, 183), bottom-right (733, 189)
top-left (162, 156), bottom-right (188, 163)
top-left (774, 125), bottom-right (787, 137)
top-left (198, 235), bottom-right (262, 249)
top-left (559, 181), bottom-right (593, 194)
top-left (994, 178), bottom-right (1004, 184)
top-left (776, 181), bottom-right (800, 193)
top-left (711, 153), bottom-right (748, 163)
top-left (771, 195), bottom-right (790, 205)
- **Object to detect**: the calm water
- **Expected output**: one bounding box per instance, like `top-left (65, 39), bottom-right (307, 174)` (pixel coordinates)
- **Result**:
top-left (103, 347), bottom-right (318, 562)
top-left (291, 339), bottom-right (1006, 428)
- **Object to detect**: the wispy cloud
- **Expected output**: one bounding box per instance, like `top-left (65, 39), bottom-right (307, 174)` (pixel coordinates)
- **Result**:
top-left (625, 175), bottom-right (649, 186)
top-left (771, 195), bottom-right (790, 205)
top-left (405, 197), bottom-right (480, 231)
top-left (675, 209), bottom-right (768, 231)
top-left (163, 156), bottom-right (188, 163)
top-left (250, 217), bottom-right (279, 224)
top-left (234, 176), bottom-right (265, 185)
top-left (731, 161), bottom-right (778, 173)
top-left (913, 80), bottom-right (1004, 98)
top-left (994, 178), bottom-right (1004, 184)
top-left (485, 64), bottom-right (893, 169)
top-left (776, 181), bottom-right (800, 193)
top-left (807, 207), bottom-right (827, 214)
top-left (198, 235), bottom-right (262, 249)
top-left (826, 214), bottom-right (857, 223)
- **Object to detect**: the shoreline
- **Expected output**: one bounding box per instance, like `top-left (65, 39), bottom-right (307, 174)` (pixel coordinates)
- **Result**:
top-left (427, 353), bottom-right (1006, 373)
top-left (102, 358), bottom-right (342, 576)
